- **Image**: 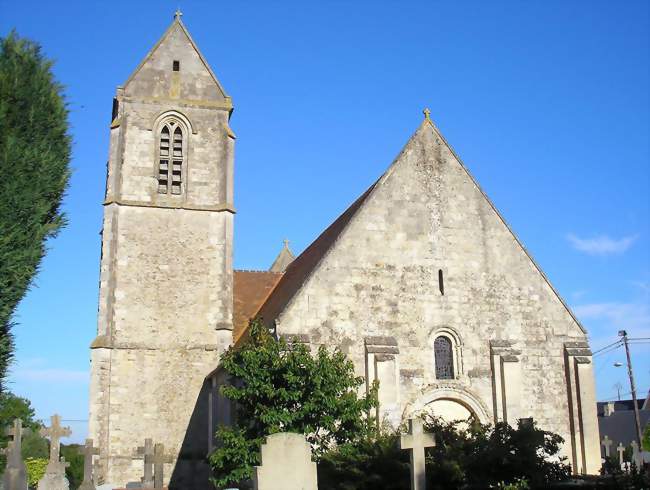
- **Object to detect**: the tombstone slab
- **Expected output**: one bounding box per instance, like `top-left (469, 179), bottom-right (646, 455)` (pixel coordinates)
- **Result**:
top-left (2, 419), bottom-right (28, 490)
top-left (253, 433), bottom-right (317, 490)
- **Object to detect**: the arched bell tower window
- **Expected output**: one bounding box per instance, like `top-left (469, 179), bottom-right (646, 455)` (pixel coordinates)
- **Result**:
top-left (158, 120), bottom-right (184, 195)
top-left (434, 336), bottom-right (454, 380)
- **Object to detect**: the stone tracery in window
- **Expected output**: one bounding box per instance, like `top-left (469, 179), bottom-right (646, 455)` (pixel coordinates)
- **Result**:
top-left (158, 120), bottom-right (184, 195)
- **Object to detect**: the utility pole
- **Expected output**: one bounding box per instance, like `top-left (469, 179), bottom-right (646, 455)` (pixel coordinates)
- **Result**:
top-left (618, 330), bottom-right (643, 446)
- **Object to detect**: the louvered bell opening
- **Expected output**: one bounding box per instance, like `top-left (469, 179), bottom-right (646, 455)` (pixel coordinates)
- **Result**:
top-left (173, 127), bottom-right (183, 157)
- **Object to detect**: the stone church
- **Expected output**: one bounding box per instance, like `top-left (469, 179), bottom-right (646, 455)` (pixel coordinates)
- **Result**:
top-left (88, 14), bottom-right (601, 489)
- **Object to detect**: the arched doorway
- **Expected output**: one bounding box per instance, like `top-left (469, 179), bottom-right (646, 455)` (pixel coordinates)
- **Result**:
top-left (406, 387), bottom-right (491, 426)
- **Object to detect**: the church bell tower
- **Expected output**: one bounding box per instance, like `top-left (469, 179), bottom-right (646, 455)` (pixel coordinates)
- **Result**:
top-left (88, 12), bottom-right (234, 487)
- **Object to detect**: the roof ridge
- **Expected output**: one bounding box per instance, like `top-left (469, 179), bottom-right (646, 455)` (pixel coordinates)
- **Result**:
top-left (234, 269), bottom-right (283, 274)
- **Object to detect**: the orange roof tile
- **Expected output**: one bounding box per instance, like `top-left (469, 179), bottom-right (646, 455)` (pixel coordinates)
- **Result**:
top-left (233, 270), bottom-right (283, 343)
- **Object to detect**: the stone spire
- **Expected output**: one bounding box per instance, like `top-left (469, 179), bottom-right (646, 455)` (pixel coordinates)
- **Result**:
top-left (269, 239), bottom-right (295, 273)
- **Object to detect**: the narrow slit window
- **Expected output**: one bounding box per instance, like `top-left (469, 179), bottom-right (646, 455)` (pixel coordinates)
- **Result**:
top-left (438, 269), bottom-right (444, 295)
top-left (173, 60), bottom-right (180, 72)
top-left (158, 122), bottom-right (184, 195)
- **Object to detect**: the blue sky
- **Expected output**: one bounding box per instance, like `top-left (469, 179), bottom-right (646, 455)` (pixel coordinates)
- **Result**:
top-left (1, 0), bottom-right (648, 443)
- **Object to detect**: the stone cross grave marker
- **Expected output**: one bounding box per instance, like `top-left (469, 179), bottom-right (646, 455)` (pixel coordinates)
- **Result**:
top-left (2, 418), bottom-right (28, 490)
top-left (601, 435), bottom-right (613, 458)
top-left (78, 439), bottom-right (100, 490)
top-left (400, 418), bottom-right (436, 490)
top-left (137, 438), bottom-right (154, 488)
top-left (152, 443), bottom-right (173, 489)
top-left (40, 414), bottom-right (72, 473)
top-left (617, 443), bottom-right (625, 466)
top-left (253, 433), bottom-right (318, 490)
top-left (38, 414), bottom-right (72, 490)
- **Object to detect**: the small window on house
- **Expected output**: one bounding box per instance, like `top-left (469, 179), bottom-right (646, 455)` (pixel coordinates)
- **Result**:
top-left (158, 122), bottom-right (184, 195)
top-left (173, 60), bottom-right (180, 72)
top-left (438, 269), bottom-right (444, 296)
top-left (434, 336), bottom-right (454, 379)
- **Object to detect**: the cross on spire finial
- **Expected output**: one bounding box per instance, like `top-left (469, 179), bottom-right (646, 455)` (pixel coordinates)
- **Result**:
top-left (423, 108), bottom-right (431, 122)
top-left (283, 239), bottom-right (290, 248)
top-left (174, 8), bottom-right (183, 21)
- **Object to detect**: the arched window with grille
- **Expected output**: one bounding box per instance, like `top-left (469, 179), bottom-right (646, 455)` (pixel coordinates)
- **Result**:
top-left (434, 336), bottom-right (454, 380)
top-left (158, 120), bottom-right (184, 195)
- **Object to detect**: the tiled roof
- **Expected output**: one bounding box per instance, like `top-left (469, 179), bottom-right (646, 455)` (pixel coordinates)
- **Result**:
top-left (233, 270), bottom-right (283, 343)
top-left (255, 181), bottom-right (377, 327)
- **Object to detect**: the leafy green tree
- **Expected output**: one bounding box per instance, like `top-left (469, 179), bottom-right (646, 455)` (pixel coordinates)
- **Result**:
top-left (643, 424), bottom-right (650, 452)
top-left (424, 416), bottom-right (571, 489)
top-left (0, 31), bottom-right (71, 391)
top-left (317, 417), bottom-right (571, 490)
top-left (318, 427), bottom-right (409, 490)
top-left (208, 319), bottom-right (378, 488)
top-left (61, 443), bottom-right (84, 489)
top-left (0, 391), bottom-right (47, 473)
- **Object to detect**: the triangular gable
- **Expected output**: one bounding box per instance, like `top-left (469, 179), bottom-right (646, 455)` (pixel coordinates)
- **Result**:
top-left (122, 16), bottom-right (229, 100)
top-left (256, 117), bottom-right (586, 334)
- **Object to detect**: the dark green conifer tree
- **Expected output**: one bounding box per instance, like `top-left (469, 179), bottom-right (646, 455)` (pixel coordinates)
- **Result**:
top-left (0, 32), bottom-right (71, 391)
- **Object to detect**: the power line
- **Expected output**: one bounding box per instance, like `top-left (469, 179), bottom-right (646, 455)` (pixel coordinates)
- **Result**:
top-left (593, 343), bottom-right (623, 358)
top-left (593, 339), bottom-right (623, 355)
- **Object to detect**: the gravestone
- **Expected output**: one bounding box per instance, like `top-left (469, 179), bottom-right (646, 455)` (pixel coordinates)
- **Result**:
top-left (136, 439), bottom-right (154, 488)
top-left (400, 418), bottom-right (435, 490)
top-left (1, 419), bottom-right (28, 490)
top-left (152, 443), bottom-right (173, 490)
top-left (38, 414), bottom-right (71, 490)
top-left (253, 433), bottom-right (317, 490)
top-left (601, 435), bottom-right (613, 458)
top-left (78, 439), bottom-right (100, 490)
top-left (616, 443), bottom-right (625, 466)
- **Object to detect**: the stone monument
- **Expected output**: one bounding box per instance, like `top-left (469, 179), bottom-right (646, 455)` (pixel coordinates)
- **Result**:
top-left (253, 433), bottom-right (317, 490)
top-left (1, 418), bottom-right (28, 490)
top-left (37, 414), bottom-right (71, 490)
top-left (136, 439), bottom-right (154, 488)
top-left (601, 435), bottom-right (613, 458)
top-left (616, 442), bottom-right (625, 467)
top-left (78, 439), bottom-right (100, 490)
top-left (400, 418), bottom-right (436, 490)
top-left (152, 443), bottom-right (173, 490)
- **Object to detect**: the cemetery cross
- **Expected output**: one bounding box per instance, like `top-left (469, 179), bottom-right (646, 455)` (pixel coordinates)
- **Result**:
top-left (78, 438), bottom-right (100, 490)
top-left (400, 418), bottom-right (436, 490)
top-left (601, 435), bottom-right (613, 458)
top-left (137, 438), bottom-right (155, 488)
top-left (40, 414), bottom-right (71, 472)
top-left (153, 443), bottom-right (173, 489)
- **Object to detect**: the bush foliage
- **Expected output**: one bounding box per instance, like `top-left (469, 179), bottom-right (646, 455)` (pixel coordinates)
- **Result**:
top-left (0, 31), bottom-right (71, 391)
top-left (318, 417), bottom-right (571, 490)
top-left (208, 319), bottom-right (377, 488)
